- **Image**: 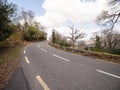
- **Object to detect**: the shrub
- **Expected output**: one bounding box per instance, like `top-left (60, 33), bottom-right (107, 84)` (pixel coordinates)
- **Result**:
top-left (59, 40), bottom-right (71, 47)
top-left (6, 32), bottom-right (22, 47)
top-left (90, 47), bottom-right (106, 53)
top-left (22, 26), bottom-right (46, 41)
top-left (107, 49), bottom-right (120, 55)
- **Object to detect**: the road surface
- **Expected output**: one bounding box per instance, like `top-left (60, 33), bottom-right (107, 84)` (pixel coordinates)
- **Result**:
top-left (4, 41), bottom-right (120, 90)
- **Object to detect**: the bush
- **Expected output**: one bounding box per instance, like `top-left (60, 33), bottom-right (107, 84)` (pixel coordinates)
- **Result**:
top-left (22, 26), bottom-right (46, 41)
top-left (85, 47), bottom-right (89, 50)
top-left (107, 49), bottom-right (120, 55)
top-left (7, 32), bottom-right (22, 47)
top-left (90, 47), bottom-right (106, 53)
top-left (59, 40), bottom-right (71, 47)
top-left (90, 47), bottom-right (120, 55)
top-left (0, 41), bottom-right (8, 48)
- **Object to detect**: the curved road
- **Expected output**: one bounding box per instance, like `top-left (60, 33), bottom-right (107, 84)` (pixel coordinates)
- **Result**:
top-left (5, 41), bottom-right (120, 90)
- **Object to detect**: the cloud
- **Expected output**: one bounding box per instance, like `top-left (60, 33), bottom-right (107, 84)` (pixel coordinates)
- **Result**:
top-left (43, 26), bottom-right (71, 39)
top-left (40, 0), bottom-right (107, 26)
top-left (35, 0), bottom-right (107, 39)
top-left (34, 12), bottom-right (67, 27)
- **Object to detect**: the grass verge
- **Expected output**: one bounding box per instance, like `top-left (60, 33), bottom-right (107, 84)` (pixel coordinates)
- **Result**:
top-left (0, 45), bottom-right (23, 89)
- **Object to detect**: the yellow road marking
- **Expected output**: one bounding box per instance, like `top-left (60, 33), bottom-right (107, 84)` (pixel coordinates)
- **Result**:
top-left (24, 50), bottom-right (26, 54)
top-left (25, 56), bottom-right (30, 64)
top-left (36, 75), bottom-right (50, 90)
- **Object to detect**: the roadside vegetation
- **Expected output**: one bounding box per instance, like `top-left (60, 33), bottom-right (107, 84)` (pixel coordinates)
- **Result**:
top-left (0, 45), bottom-right (22, 89)
top-left (89, 29), bottom-right (120, 55)
top-left (90, 0), bottom-right (120, 55)
top-left (50, 43), bottom-right (120, 64)
top-left (0, 0), bottom-right (46, 60)
top-left (50, 29), bottom-right (72, 47)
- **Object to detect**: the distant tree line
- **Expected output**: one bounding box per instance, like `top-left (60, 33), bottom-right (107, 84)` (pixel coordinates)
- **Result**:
top-left (50, 29), bottom-right (72, 47)
top-left (50, 26), bottom-right (85, 48)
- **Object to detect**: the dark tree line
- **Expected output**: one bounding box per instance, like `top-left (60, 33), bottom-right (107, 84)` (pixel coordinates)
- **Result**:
top-left (0, 0), bottom-right (46, 50)
top-left (0, 0), bottom-right (17, 41)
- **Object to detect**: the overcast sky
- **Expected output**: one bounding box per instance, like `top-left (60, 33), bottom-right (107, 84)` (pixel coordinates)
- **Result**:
top-left (9, 0), bottom-right (108, 40)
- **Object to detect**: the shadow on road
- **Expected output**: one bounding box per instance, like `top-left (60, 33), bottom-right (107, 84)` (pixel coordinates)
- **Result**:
top-left (2, 67), bottom-right (30, 90)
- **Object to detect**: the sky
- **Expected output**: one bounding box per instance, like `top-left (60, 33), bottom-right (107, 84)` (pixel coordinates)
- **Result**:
top-left (9, 0), bottom-right (108, 41)
top-left (9, 0), bottom-right (45, 16)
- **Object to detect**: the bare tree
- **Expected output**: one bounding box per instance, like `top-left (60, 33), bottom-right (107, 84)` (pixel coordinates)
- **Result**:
top-left (33, 21), bottom-right (41, 29)
top-left (96, 0), bottom-right (120, 31)
top-left (91, 30), bottom-right (120, 50)
top-left (20, 9), bottom-right (35, 31)
top-left (28, 10), bottom-right (34, 26)
top-left (77, 40), bottom-right (86, 49)
top-left (109, 0), bottom-right (120, 5)
top-left (68, 26), bottom-right (85, 48)
top-left (100, 29), bottom-right (120, 49)
top-left (97, 11), bottom-right (120, 31)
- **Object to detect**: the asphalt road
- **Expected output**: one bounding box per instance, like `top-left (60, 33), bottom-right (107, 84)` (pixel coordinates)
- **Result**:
top-left (4, 41), bottom-right (120, 90)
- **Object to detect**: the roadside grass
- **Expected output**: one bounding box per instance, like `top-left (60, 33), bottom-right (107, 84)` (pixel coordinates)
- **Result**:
top-left (0, 46), bottom-right (22, 64)
top-left (0, 41), bottom-right (32, 64)
top-left (0, 45), bottom-right (23, 89)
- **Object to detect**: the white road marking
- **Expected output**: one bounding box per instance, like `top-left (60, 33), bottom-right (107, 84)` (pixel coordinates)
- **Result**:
top-left (25, 56), bottom-right (30, 64)
top-left (96, 69), bottom-right (120, 79)
top-left (53, 54), bottom-right (70, 62)
top-left (41, 48), bottom-right (47, 52)
top-left (24, 50), bottom-right (26, 54)
top-left (36, 75), bottom-right (50, 90)
top-left (96, 59), bottom-right (120, 66)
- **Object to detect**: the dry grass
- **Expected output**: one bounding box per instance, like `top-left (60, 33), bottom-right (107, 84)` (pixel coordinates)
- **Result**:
top-left (0, 41), bottom-right (32, 89)
top-left (0, 45), bottom-right (23, 89)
